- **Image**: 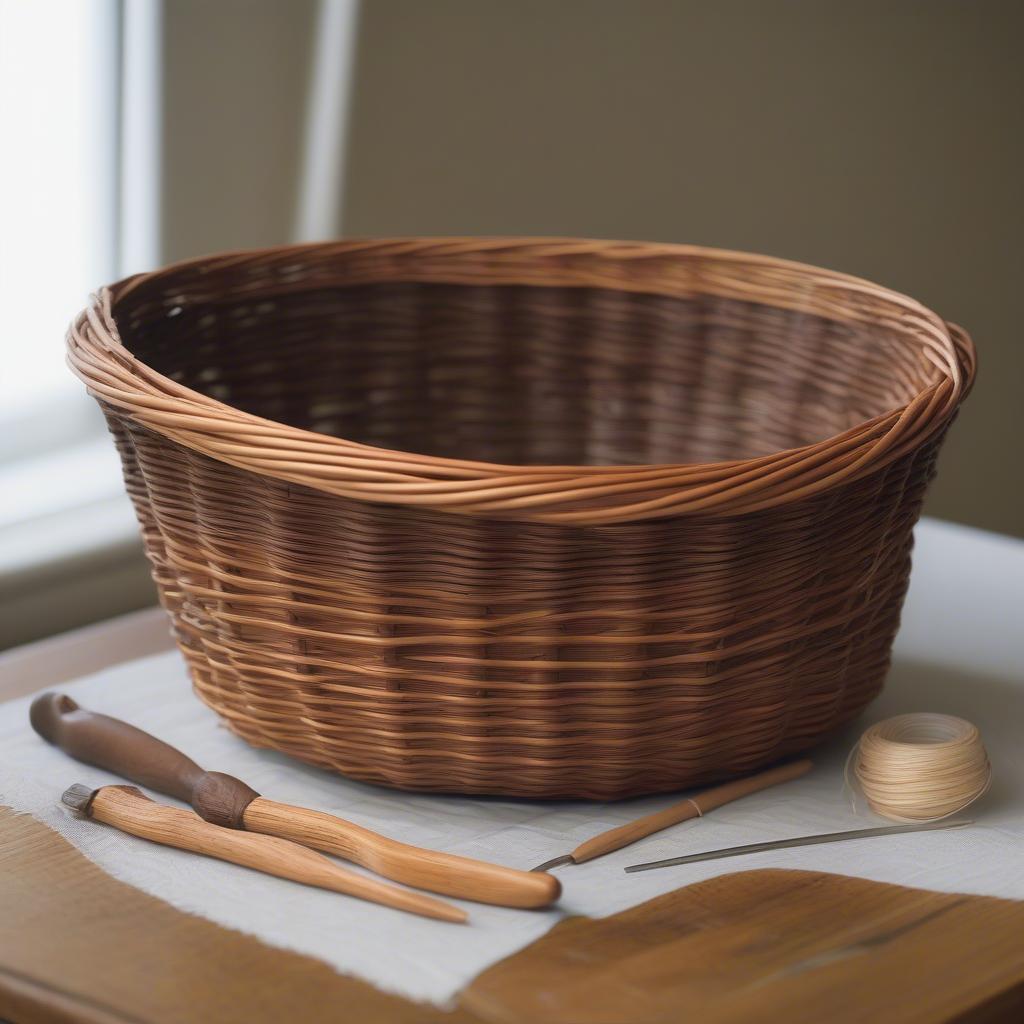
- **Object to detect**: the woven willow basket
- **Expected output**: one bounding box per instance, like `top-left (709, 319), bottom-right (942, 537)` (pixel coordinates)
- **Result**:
top-left (68, 239), bottom-right (975, 799)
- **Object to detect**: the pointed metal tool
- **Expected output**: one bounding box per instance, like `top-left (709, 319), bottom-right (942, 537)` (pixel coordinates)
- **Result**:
top-left (624, 818), bottom-right (972, 872)
top-left (530, 759), bottom-right (813, 872)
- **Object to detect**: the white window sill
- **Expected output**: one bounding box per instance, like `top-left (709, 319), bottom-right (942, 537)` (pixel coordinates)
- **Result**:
top-left (0, 436), bottom-right (138, 576)
top-left (0, 437), bottom-right (155, 648)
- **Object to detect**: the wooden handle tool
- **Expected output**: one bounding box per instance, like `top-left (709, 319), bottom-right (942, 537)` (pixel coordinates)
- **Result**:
top-left (61, 783), bottom-right (466, 923)
top-left (531, 758), bottom-right (813, 871)
top-left (33, 693), bottom-right (559, 909)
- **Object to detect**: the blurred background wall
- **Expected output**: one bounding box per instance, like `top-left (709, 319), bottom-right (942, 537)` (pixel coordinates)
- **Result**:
top-left (3, 0), bottom-right (1021, 648)
top-left (339, 0), bottom-right (1022, 538)
top-left (166, 0), bottom-right (1023, 538)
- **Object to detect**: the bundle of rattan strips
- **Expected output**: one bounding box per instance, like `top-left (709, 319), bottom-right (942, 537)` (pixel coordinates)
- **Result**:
top-left (67, 239), bottom-right (972, 525)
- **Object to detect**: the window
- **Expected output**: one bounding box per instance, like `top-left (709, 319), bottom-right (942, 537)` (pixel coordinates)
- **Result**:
top-left (0, 0), bottom-right (162, 646)
top-left (0, 0), bottom-right (119, 453)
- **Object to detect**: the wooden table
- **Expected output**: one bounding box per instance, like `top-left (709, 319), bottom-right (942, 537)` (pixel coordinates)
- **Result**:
top-left (2, 517), bottom-right (1023, 1023)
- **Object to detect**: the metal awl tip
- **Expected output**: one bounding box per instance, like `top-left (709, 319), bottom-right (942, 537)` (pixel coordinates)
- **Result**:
top-left (530, 854), bottom-right (574, 873)
top-left (61, 783), bottom-right (98, 816)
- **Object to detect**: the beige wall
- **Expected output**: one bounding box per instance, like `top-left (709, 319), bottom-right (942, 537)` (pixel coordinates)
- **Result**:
top-left (161, 0), bottom-right (317, 261)
top-left (341, 0), bottom-right (1024, 537)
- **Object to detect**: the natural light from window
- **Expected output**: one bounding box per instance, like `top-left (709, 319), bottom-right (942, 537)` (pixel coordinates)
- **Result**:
top-left (0, 0), bottom-right (117, 426)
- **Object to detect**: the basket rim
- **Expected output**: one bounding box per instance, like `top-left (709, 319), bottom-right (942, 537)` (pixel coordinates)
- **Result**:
top-left (66, 236), bottom-right (976, 524)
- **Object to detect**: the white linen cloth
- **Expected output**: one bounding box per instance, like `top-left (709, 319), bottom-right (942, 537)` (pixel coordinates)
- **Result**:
top-left (1, 519), bottom-right (1022, 1003)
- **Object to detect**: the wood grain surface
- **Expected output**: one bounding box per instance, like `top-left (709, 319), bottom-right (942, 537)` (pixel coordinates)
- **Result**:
top-left (246, 796), bottom-right (560, 908)
top-left (2, 806), bottom-right (1022, 1024)
top-left (464, 866), bottom-right (1024, 1024)
top-left (79, 785), bottom-right (467, 924)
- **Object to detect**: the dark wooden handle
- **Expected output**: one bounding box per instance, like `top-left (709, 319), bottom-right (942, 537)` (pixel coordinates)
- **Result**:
top-left (31, 693), bottom-right (206, 803)
top-left (30, 693), bottom-right (259, 826)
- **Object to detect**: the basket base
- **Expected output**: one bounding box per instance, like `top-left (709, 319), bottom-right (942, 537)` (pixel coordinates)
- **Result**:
top-left (186, 668), bottom-right (883, 801)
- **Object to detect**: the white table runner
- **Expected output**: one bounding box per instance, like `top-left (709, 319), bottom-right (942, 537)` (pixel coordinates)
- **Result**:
top-left (1, 519), bottom-right (1022, 1003)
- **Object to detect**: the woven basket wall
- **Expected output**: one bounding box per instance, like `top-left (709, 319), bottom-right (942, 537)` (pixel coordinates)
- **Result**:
top-left (68, 239), bottom-right (975, 799)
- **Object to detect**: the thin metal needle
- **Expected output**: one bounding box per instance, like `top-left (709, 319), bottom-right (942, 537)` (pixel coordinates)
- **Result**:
top-left (624, 818), bottom-right (973, 873)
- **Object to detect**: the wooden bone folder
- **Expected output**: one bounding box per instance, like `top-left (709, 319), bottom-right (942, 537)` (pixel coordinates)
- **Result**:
top-left (32, 693), bottom-right (560, 911)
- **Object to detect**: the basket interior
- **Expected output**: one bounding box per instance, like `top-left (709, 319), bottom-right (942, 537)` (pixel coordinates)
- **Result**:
top-left (115, 279), bottom-right (930, 466)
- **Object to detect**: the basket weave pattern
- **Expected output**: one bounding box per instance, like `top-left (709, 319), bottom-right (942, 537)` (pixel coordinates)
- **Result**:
top-left (69, 239), bottom-right (974, 798)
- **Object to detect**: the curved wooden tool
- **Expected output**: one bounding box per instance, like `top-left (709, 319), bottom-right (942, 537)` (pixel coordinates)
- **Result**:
top-left (33, 693), bottom-right (559, 909)
top-left (62, 783), bottom-right (465, 923)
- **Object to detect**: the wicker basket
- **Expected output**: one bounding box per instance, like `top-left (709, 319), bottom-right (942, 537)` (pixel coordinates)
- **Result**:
top-left (68, 239), bottom-right (975, 799)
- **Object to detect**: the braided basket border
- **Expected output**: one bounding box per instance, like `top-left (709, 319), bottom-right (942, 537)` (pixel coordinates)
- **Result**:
top-left (67, 238), bottom-right (975, 525)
